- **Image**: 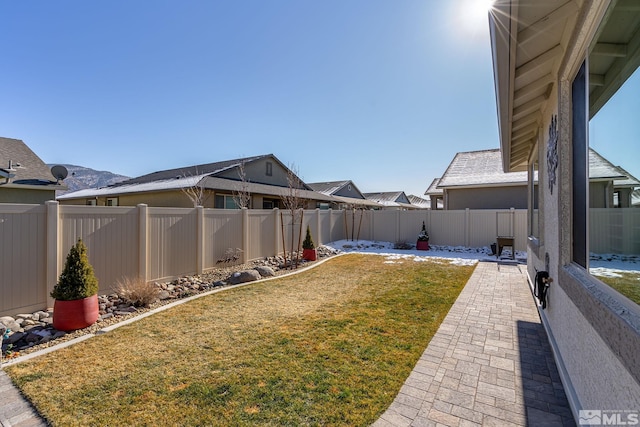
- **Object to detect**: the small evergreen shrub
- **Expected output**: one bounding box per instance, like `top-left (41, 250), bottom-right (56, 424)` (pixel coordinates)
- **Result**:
top-left (303, 225), bottom-right (315, 250)
top-left (115, 276), bottom-right (160, 307)
top-left (50, 239), bottom-right (99, 301)
top-left (418, 221), bottom-right (429, 241)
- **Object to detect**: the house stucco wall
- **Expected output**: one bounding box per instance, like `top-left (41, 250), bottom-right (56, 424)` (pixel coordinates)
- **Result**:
top-left (217, 157), bottom-right (294, 188)
top-left (525, 0), bottom-right (640, 414)
top-left (334, 184), bottom-right (364, 199)
top-left (59, 190), bottom-right (216, 208)
top-left (0, 187), bottom-right (56, 204)
top-left (446, 185), bottom-right (527, 210)
top-left (589, 181), bottom-right (610, 208)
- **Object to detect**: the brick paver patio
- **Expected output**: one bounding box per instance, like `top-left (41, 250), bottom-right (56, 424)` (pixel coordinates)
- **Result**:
top-left (373, 261), bottom-right (575, 427)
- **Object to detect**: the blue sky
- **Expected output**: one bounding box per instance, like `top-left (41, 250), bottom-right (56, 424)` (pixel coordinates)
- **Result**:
top-left (1, 1), bottom-right (637, 197)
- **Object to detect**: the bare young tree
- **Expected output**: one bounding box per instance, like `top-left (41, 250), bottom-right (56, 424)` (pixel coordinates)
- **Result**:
top-left (180, 169), bottom-right (211, 207)
top-left (281, 163), bottom-right (306, 268)
top-left (232, 160), bottom-right (251, 209)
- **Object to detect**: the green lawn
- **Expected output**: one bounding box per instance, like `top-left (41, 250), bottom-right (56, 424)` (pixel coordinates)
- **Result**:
top-left (6, 254), bottom-right (475, 426)
top-left (594, 271), bottom-right (640, 305)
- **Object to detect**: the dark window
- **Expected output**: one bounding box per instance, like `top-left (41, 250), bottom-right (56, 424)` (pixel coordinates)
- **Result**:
top-left (263, 198), bottom-right (279, 209)
top-left (572, 61), bottom-right (588, 268)
top-left (266, 162), bottom-right (273, 176)
top-left (214, 194), bottom-right (239, 209)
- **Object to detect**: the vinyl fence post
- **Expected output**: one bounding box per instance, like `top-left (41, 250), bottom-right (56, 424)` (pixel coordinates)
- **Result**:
top-left (138, 204), bottom-right (148, 282)
top-left (46, 200), bottom-right (60, 309)
top-left (242, 207), bottom-right (249, 263)
top-left (196, 206), bottom-right (204, 274)
top-left (316, 208), bottom-right (321, 246)
top-left (274, 208), bottom-right (280, 257)
top-left (328, 208), bottom-right (334, 242)
top-left (465, 208), bottom-right (470, 248)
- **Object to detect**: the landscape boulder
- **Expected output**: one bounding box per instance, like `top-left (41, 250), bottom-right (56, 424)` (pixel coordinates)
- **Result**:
top-left (254, 266), bottom-right (275, 277)
top-left (228, 270), bottom-right (261, 285)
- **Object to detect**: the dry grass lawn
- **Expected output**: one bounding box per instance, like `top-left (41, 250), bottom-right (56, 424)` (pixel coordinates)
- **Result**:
top-left (6, 253), bottom-right (475, 426)
top-left (596, 271), bottom-right (640, 305)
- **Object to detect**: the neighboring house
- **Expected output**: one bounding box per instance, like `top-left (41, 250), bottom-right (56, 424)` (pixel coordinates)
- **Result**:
top-left (605, 166), bottom-right (639, 208)
top-left (0, 137), bottom-right (67, 204)
top-left (435, 149), bottom-right (531, 210)
top-left (307, 180), bottom-right (381, 209)
top-left (433, 148), bottom-right (636, 210)
top-left (57, 154), bottom-right (337, 209)
top-left (424, 178), bottom-right (443, 210)
top-left (406, 194), bottom-right (431, 209)
top-left (363, 191), bottom-right (415, 210)
top-left (490, 0), bottom-right (640, 413)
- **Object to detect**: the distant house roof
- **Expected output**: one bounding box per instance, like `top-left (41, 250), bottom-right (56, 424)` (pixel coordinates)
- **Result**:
top-left (589, 149), bottom-right (627, 182)
top-left (307, 180), bottom-right (381, 207)
top-left (424, 178), bottom-right (443, 196)
top-left (1, 137), bottom-right (55, 184)
top-left (437, 148), bottom-right (633, 189)
top-left (438, 149), bottom-right (529, 189)
top-left (110, 154), bottom-right (312, 190)
top-left (407, 194), bottom-right (431, 209)
top-left (363, 191), bottom-right (415, 209)
top-left (614, 167), bottom-right (640, 188)
top-left (0, 137), bottom-right (66, 189)
top-left (57, 154), bottom-right (337, 203)
top-left (59, 176), bottom-right (338, 202)
top-left (308, 180), bottom-right (350, 195)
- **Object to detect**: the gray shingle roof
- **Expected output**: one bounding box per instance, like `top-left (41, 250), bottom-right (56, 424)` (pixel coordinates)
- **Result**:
top-left (0, 137), bottom-right (59, 185)
top-left (58, 176), bottom-right (338, 202)
top-left (113, 154), bottom-right (269, 186)
top-left (407, 194), bottom-right (431, 208)
top-left (307, 180), bottom-right (351, 195)
top-left (424, 178), bottom-right (443, 195)
top-left (613, 166), bottom-right (640, 188)
top-left (438, 148), bottom-right (632, 188)
top-left (363, 191), bottom-right (415, 208)
top-left (589, 149), bottom-right (627, 181)
top-left (438, 149), bottom-right (527, 188)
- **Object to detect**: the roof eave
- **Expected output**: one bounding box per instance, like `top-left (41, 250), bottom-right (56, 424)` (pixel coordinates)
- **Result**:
top-left (490, 1), bottom-right (515, 172)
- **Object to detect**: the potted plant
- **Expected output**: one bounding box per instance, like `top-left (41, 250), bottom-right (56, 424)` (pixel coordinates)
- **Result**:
top-left (302, 225), bottom-right (317, 261)
top-left (416, 221), bottom-right (430, 250)
top-left (51, 238), bottom-right (100, 331)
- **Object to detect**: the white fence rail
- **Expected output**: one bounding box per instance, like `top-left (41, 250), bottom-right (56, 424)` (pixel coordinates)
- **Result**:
top-left (1, 203), bottom-right (636, 317)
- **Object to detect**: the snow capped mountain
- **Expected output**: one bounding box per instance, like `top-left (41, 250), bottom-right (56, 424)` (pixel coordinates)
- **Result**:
top-left (47, 164), bottom-right (129, 194)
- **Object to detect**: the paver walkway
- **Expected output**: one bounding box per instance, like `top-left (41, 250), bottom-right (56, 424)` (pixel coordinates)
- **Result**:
top-left (0, 370), bottom-right (46, 427)
top-left (373, 261), bottom-right (575, 427)
top-left (1, 261), bottom-right (574, 426)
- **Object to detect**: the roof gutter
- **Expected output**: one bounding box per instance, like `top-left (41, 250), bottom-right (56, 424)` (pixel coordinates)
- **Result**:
top-left (489, 0), bottom-right (517, 173)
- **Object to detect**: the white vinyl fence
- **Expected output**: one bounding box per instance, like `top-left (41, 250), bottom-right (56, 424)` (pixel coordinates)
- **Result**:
top-left (2, 203), bottom-right (636, 317)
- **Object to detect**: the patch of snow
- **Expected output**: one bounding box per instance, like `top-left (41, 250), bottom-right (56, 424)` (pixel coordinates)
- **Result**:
top-left (322, 240), bottom-right (525, 267)
top-left (322, 240), bottom-right (640, 280)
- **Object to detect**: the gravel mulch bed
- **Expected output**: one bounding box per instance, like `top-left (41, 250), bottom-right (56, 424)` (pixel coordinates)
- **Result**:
top-left (1, 247), bottom-right (339, 361)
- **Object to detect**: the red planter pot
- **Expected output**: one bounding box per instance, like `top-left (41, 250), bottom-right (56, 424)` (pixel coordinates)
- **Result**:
top-left (53, 295), bottom-right (99, 332)
top-left (416, 240), bottom-right (430, 251)
top-left (302, 248), bottom-right (317, 261)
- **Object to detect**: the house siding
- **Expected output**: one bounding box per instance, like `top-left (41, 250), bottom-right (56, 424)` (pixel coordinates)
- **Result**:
top-left (0, 188), bottom-right (56, 204)
top-left (334, 185), bottom-right (364, 199)
top-left (217, 158), bottom-right (293, 188)
top-left (446, 186), bottom-right (527, 210)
